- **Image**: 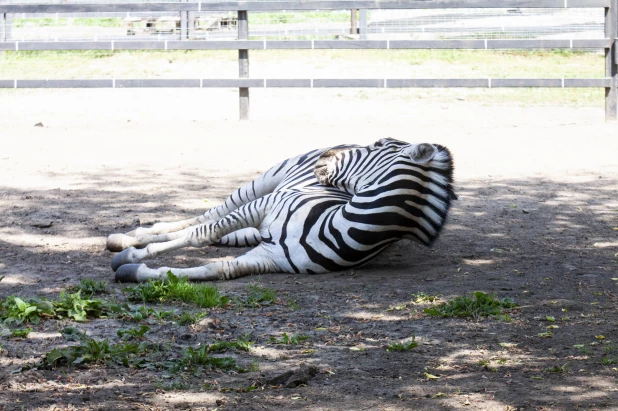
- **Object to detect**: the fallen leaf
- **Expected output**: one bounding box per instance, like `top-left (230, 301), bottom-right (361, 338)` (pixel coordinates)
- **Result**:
top-left (595, 335), bottom-right (606, 340)
top-left (499, 342), bottom-right (518, 348)
top-left (425, 372), bottom-right (440, 380)
top-left (433, 392), bottom-right (447, 398)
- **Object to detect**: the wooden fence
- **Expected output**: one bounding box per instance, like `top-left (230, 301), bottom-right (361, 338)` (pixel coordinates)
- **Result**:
top-left (1, 0), bottom-right (616, 121)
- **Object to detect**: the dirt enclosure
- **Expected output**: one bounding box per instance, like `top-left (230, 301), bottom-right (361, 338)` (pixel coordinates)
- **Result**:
top-left (1, 89), bottom-right (618, 410)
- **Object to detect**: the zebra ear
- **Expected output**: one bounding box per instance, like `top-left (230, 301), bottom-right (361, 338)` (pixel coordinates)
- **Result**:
top-left (408, 143), bottom-right (437, 164)
top-left (314, 148), bottom-right (353, 185)
top-left (314, 149), bottom-right (338, 185)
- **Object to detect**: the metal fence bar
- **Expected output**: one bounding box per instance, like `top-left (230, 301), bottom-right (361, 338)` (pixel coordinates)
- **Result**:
top-left (605, 0), bottom-right (617, 120)
top-left (0, 78), bottom-right (610, 89)
top-left (359, 9), bottom-right (367, 40)
top-left (1, 13), bottom-right (5, 42)
top-left (0, 1), bottom-right (611, 13)
top-left (238, 10), bottom-right (249, 120)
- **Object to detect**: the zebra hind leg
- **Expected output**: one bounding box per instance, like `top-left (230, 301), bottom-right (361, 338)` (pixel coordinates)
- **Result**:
top-left (111, 198), bottom-right (270, 271)
top-left (107, 215), bottom-right (209, 252)
top-left (115, 246), bottom-right (277, 283)
top-left (107, 225), bottom-right (261, 253)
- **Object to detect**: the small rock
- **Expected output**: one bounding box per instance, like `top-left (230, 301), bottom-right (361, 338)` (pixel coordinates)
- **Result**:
top-left (522, 209), bottom-right (530, 214)
top-left (264, 363), bottom-right (318, 388)
top-left (30, 220), bottom-right (53, 228)
top-left (34, 122), bottom-right (43, 127)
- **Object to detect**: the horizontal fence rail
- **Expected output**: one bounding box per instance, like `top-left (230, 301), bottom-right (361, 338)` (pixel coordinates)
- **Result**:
top-left (0, 78), bottom-right (610, 88)
top-left (0, 1), bottom-right (611, 13)
top-left (1, 0), bottom-right (617, 120)
top-left (0, 39), bottom-right (612, 50)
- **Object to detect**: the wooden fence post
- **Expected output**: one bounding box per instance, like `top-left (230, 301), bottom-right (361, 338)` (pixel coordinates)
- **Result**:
top-left (359, 9), bottom-right (367, 39)
top-left (238, 10), bottom-right (249, 120)
top-left (351, 9), bottom-right (357, 35)
top-left (5, 13), bottom-right (11, 41)
top-left (605, 0), bottom-right (617, 121)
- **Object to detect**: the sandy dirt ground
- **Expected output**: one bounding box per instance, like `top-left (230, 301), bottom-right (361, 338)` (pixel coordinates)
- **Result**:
top-left (1, 89), bottom-right (618, 410)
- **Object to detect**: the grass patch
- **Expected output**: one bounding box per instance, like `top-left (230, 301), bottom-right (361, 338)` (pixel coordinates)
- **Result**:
top-left (117, 325), bottom-right (150, 340)
top-left (176, 311), bottom-right (207, 326)
top-left (244, 284), bottom-right (278, 308)
top-left (424, 291), bottom-right (517, 320)
top-left (386, 337), bottom-right (418, 352)
top-left (44, 337), bottom-right (152, 368)
top-left (125, 271), bottom-right (229, 308)
top-left (10, 328), bottom-right (32, 338)
top-left (270, 332), bottom-right (310, 345)
top-left (172, 336), bottom-right (254, 376)
top-left (67, 278), bottom-right (108, 296)
top-left (602, 344), bottom-right (618, 365)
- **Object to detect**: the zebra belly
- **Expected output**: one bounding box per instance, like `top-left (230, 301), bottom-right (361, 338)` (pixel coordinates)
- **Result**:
top-left (261, 194), bottom-right (392, 274)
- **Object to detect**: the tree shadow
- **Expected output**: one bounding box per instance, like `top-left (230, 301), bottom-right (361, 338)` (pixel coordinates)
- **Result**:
top-left (0, 171), bottom-right (617, 410)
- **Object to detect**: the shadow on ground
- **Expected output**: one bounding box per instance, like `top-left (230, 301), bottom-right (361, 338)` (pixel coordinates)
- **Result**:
top-left (0, 170), bottom-right (617, 410)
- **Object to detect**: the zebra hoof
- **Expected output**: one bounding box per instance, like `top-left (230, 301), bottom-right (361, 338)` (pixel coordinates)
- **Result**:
top-left (106, 234), bottom-right (138, 252)
top-left (115, 264), bottom-right (144, 283)
top-left (111, 248), bottom-right (134, 272)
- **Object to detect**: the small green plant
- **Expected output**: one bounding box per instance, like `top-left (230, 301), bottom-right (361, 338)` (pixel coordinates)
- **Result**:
top-left (423, 292), bottom-right (517, 319)
top-left (270, 332), bottom-right (310, 345)
top-left (61, 326), bottom-right (87, 341)
top-left (545, 363), bottom-right (569, 373)
top-left (245, 284), bottom-right (278, 307)
top-left (386, 337), bottom-right (418, 352)
top-left (68, 278), bottom-right (108, 296)
top-left (602, 344), bottom-right (618, 365)
top-left (411, 292), bottom-right (440, 303)
top-left (1, 296), bottom-right (47, 324)
top-left (176, 311), bottom-right (207, 326)
top-left (117, 325), bottom-right (150, 340)
top-left (288, 299), bottom-right (301, 311)
top-left (54, 291), bottom-right (107, 322)
top-left (44, 337), bottom-right (151, 368)
top-left (177, 346), bottom-right (238, 375)
top-left (125, 272), bottom-right (229, 308)
top-left (11, 328), bottom-right (32, 338)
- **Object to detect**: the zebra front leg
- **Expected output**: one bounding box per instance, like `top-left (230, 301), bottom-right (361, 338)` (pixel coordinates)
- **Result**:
top-left (115, 246), bottom-right (278, 283)
top-left (111, 199), bottom-right (270, 271)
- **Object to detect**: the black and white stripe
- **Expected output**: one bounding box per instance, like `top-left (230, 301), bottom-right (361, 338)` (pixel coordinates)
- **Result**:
top-left (107, 138), bottom-right (455, 282)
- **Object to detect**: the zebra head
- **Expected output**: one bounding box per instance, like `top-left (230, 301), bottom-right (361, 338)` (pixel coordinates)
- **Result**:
top-left (314, 138), bottom-right (455, 246)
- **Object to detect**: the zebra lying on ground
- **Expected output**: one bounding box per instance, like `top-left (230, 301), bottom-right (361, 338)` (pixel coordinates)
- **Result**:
top-left (107, 138), bottom-right (455, 282)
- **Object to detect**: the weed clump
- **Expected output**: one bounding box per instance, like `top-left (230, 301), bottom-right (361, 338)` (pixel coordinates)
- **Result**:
top-left (125, 271), bottom-right (229, 308)
top-left (423, 291), bottom-right (517, 319)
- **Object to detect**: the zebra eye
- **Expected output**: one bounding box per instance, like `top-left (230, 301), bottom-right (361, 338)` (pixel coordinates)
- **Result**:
top-left (408, 143), bottom-right (437, 164)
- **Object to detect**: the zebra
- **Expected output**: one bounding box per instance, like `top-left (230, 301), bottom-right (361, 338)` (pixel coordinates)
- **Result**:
top-left (107, 138), bottom-right (455, 282)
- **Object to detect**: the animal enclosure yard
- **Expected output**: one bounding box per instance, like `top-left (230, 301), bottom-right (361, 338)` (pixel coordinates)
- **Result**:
top-left (1, 61), bottom-right (618, 409)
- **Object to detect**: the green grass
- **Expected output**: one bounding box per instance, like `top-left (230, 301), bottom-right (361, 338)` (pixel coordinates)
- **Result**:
top-left (67, 278), bottom-right (108, 296)
top-left (173, 336), bottom-right (254, 375)
top-left (270, 332), bottom-right (310, 345)
top-left (125, 271), bottom-right (230, 308)
top-left (10, 328), bottom-right (32, 338)
top-left (117, 325), bottom-right (150, 340)
top-left (424, 292), bottom-right (517, 320)
top-left (245, 284), bottom-right (278, 308)
top-left (44, 337), bottom-right (152, 368)
top-left (386, 337), bottom-right (418, 352)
